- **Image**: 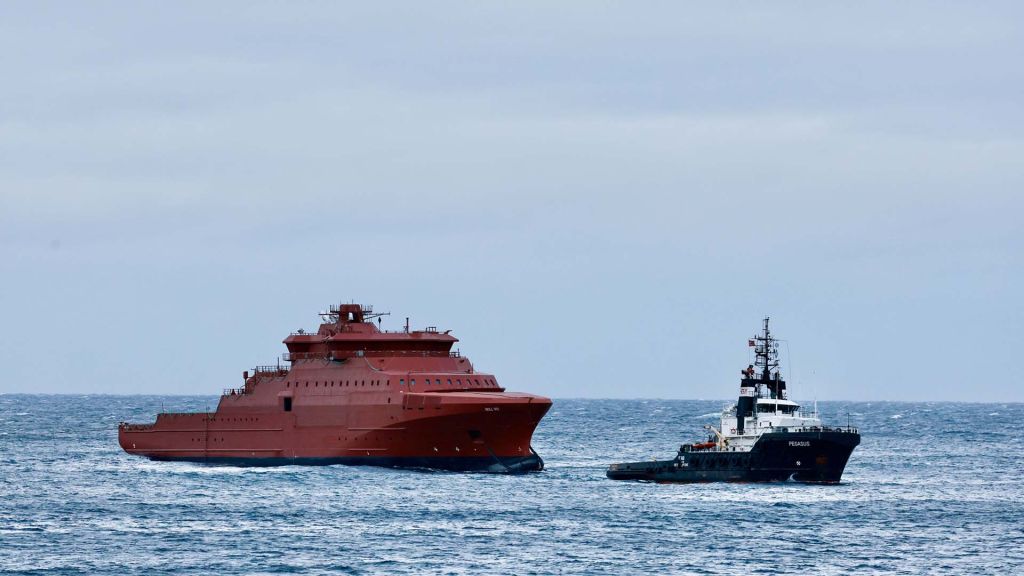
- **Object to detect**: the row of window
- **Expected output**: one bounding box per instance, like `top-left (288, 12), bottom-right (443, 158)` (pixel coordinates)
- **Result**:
top-left (284, 377), bottom-right (498, 389)
top-left (287, 380), bottom-right (384, 388)
top-left (398, 378), bottom-right (496, 388)
top-left (203, 417), bottom-right (259, 423)
top-left (756, 404), bottom-right (797, 414)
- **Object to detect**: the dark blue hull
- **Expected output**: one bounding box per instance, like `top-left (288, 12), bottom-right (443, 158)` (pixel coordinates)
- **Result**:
top-left (149, 452), bottom-right (545, 474)
top-left (607, 430), bottom-right (860, 483)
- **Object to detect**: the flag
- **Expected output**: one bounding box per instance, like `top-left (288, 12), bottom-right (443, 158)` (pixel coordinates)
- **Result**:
top-left (748, 339), bottom-right (755, 347)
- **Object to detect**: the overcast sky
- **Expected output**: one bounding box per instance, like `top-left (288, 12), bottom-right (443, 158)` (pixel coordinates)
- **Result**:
top-left (1, 2), bottom-right (1021, 401)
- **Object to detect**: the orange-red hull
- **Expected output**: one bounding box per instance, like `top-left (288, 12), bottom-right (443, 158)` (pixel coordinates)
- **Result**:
top-left (120, 391), bottom-right (550, 471)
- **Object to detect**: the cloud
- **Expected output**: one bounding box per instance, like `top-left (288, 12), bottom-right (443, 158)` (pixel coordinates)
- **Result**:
top-left (0, 2), bottom-right (1021, 399)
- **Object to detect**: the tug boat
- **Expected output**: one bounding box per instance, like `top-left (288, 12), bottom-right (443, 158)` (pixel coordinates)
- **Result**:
top-left (119, 303), bottom-right (551, 472)
top-left (607, 318), bottom-right (859, 483)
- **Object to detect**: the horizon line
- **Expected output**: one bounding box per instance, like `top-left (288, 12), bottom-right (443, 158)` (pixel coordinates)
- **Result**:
top-left (1, 392), bottom-right (1021, 404)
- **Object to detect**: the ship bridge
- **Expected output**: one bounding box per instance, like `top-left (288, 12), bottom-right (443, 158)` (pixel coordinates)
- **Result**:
top-left (283, 303), bottom-right (460, 361)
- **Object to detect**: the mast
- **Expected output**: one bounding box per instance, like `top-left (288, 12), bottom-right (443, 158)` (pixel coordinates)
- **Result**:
top-left (736, 317), bottom-right (785, 435)
top-left (754, 316), bottom-right (779, 383)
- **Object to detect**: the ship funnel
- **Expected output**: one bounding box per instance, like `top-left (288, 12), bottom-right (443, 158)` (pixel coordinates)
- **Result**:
top-left (736, 384), bottom-right (756, 434)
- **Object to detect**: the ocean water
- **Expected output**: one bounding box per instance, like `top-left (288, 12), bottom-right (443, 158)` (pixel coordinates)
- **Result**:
top-left (1, 396), bottom-right (1022, 575)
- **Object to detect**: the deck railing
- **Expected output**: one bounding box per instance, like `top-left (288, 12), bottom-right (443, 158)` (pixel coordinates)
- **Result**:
top-left (283, 352), bottom-right (331, 361)
top-left (253, 365), bottom-right (289, 376)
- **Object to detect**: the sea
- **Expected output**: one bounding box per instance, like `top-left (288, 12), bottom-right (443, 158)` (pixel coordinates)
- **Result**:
top-left (1, 396), bottom-right (1022, 575)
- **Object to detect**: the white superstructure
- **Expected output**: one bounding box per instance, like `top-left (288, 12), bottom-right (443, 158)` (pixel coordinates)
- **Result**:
top-left (692, 317), bottom-right (825, 452)
top-left (713, 397), bottom-right (822, 451)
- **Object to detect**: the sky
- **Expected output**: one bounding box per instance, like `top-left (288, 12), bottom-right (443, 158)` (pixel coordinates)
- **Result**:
top-left (1, 2), bottom-right (1021, 401)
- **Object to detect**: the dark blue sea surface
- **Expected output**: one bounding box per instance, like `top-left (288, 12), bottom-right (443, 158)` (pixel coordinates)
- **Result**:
top-left (1, 396), bottom-right (1022, 575)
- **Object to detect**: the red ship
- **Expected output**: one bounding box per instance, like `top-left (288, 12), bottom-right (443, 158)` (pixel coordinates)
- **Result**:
top-left (119, 304), bottom-right (551, 472)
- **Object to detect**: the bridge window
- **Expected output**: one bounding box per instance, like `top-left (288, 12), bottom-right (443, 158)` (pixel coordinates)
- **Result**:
top-left (411, 379), bottom-right (416, 386)
top-left (447, 379), bottom-right (452, 386)
top-left (400, 379), bottom-right (404, 386)
top-left (436, 379), bottom-right (441, 386)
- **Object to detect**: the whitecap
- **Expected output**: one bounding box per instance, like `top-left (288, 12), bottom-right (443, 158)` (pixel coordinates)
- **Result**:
top-left (890, 414), bottom-right (903, 419)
